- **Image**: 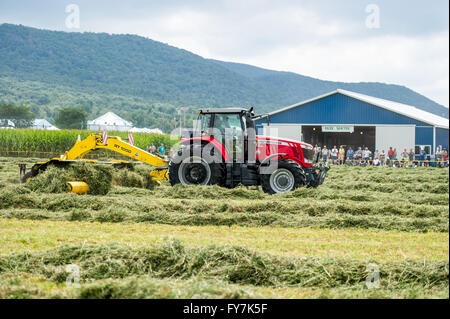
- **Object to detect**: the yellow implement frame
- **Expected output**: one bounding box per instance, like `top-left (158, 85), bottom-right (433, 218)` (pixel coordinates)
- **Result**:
top-left (59, 133), bottom-right (168, 181)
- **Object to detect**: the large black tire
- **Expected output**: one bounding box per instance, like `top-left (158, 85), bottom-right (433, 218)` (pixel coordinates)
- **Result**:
top-left (168, 144), bottom-right (225, 186)
top-left (260, 159), bottom-right (305, 194)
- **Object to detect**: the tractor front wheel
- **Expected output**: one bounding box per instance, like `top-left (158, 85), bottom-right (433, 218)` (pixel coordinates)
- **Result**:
top-left (260, 159), bottom-right (304, 194)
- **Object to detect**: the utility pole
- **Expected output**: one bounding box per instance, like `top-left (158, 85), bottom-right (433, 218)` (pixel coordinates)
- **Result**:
top-left (178, 107), bottom-right (190, 136)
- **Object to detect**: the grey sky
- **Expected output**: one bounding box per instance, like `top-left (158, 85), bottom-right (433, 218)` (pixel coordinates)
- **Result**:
top-left (1, 0), bottom-right (448, 107)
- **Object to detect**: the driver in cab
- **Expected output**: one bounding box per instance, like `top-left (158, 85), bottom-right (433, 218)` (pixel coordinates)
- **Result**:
top-left (214, 115), bottom-right (243, 158)
top-left (214, 115), bottom-right (230, 138)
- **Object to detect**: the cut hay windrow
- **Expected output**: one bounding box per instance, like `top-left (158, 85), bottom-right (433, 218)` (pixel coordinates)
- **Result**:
top-left (1, 206), bottom-right (447, 232)
top-left (111, 165), bottom-right (157, 190)
top-left (0, 272), bottom-right (261, 299)
top-left (21, 163), bottom-right (156, 195)
top-left (0, 186), bottom-right (448, 232)
top-left (1, 273), bottom-right (447, 299)
top-left (0, 157), bottom-right (448, 299)
top-left (25, 163), bottom-right (113, 195)
top-left (0, 240), bottom-right (447, 289)
top-left (0, 157), bottom-right (448, 233)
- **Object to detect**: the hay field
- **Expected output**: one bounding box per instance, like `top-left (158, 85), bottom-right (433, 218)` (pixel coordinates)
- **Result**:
top-left (0, 156), bottom-right (448, 299)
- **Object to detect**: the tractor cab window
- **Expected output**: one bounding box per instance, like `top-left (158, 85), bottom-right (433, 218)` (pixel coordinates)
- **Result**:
top-left (194, 113), bottom-right (212, 136)
top-left (213, 114), bottom-right (243, 139)
top-left (213, 113), bottom-right (245, 161)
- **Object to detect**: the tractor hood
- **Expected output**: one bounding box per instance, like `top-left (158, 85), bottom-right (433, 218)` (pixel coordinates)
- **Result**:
top-left (256, 135), bottom-right (313, 149)
top-left (256, 135), bottom-right (315, 166)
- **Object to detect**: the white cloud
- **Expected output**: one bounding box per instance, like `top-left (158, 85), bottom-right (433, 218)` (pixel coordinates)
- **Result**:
top-left (2, 0), bottom-right (448, 107)
top-left (230, 31), bottom-right (449, 107)
top-left (95, 4), bottom-right (355, 58)
top-left (90, 5), bottom-right (448, 107)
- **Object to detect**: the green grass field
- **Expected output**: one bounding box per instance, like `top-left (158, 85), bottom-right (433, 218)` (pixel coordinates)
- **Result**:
top-left (0, 156), bottom-right (448, 299)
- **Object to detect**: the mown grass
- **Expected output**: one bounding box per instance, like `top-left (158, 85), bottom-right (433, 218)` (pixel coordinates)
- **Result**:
top-left (0, 159), bottom-right (448, 232)
top-left (0, 156), bottom-right (448, 299)
top-left (26, 164), bottom-right (113, 195)
top-left (1, 218), bottom-right (447, 261)
top-left (3, 273), bottom-right (447, 299)
top-left (0, 273), bottom-right (261, 299)
top-left (0, 187), bottom-right (447, 232)
top-left (0, 240), bottom-right (447, 290)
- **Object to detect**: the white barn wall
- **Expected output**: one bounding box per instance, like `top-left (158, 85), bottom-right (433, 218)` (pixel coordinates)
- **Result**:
top-left (262, 124), bottom-right (302, 141)
top-left (375, 125), bottom-right (415, 154)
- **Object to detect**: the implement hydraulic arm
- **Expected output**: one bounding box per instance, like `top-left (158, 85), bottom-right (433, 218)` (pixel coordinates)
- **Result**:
top-left (21, 133), bottom-right (169, 182)
top-left (63, 133), bottom-right (167, 167)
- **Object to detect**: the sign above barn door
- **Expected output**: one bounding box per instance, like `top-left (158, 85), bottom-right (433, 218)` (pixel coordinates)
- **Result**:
top-left (322, 125), bottom-right (354, 133)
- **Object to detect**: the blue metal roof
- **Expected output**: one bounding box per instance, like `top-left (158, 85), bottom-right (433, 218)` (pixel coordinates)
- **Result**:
top-left (256, 92), bottom-right (436, 127)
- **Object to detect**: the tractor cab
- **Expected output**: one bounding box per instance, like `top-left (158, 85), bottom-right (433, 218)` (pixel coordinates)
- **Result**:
top-left (194, 108), bottom-right (256, 162)
top-left (195, 108), bottom-right (254, 137)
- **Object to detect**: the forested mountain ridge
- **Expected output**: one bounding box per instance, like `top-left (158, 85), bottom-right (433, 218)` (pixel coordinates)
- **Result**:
top-left (0, 23), bottom-right (447, 132)
top-left (210, 59), bottom-right (449, 119)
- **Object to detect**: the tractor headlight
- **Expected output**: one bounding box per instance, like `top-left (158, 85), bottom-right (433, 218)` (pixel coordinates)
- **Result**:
top-left (300, 144), bottom-right (314, 164)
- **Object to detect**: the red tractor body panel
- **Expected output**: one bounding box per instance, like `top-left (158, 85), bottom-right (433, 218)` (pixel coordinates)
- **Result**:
top-left (255, 135), bottom-right (314, 168)
top-left (180, 136), bottom-right (230, 161)
top-left (181, 135), bottom-right (313, 167)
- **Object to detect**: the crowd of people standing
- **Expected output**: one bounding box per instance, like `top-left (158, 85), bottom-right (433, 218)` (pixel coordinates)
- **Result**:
top-left (144, 142), bottom-right (448, 168)
top-left (314, 145), bottom-right (449, 167)
top-left (146, 143), bottom-right (167, 156)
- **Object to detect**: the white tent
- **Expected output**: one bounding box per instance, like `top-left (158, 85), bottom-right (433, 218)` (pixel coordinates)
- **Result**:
top-left (87, 112), bottom-right (133, 132)
top-left (0, 119), bottom-right (15, 129)
top-left (129, 127), bottom-right (164, 134)
top-left (31, 119), bottom-right (59, 130)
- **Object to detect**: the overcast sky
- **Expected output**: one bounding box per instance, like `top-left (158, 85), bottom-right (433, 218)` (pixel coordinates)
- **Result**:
top-left (1, 0), bottom-right (448, 107)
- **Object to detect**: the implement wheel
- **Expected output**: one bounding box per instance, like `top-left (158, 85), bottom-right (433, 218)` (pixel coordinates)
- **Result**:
top-left (20, 171), bottom-right (33, 183)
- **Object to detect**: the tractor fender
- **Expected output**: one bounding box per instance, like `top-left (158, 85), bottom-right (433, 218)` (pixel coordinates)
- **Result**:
top-left (259, 153), bottom-right (289, 166)
top-left (282, 155), bottom-right (305, 167)
top-left (259, 155), bottom-right (306, 180)
top-left (180, 136), bottom-right (230, 162)
top-left (259, 153), bottom-right (304, 167)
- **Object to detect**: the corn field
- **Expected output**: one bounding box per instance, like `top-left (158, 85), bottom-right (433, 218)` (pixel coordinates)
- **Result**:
top-left (0, 129), bottom-right (178, 156)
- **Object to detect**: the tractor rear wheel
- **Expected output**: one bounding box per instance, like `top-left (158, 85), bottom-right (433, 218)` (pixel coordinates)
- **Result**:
top-left (260, 159), bottom-right (304, 194)
top-left (168, 145), bottom-right (224, 186)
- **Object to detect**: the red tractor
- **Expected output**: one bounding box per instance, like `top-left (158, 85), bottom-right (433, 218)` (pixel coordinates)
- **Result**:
top-left (169, 107), bottom-right (329, 194)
